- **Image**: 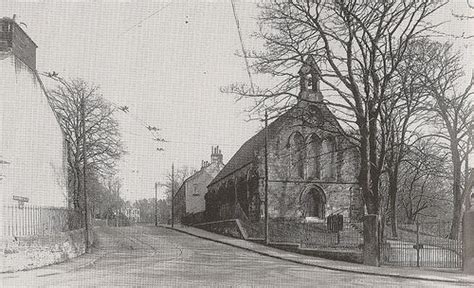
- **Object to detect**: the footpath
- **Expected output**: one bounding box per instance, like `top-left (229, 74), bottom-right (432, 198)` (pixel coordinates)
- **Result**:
top-left (162, 224), bottom-right (474, 285)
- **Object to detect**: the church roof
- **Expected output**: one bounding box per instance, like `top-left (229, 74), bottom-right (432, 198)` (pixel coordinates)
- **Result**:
top-left (208, 102), bottom-right (341, 187)
top-left (208, 112), bottom-right (286, 187)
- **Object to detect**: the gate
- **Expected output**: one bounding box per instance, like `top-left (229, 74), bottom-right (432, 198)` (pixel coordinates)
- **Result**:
top-left (381, 221), bottom-right (462, 268)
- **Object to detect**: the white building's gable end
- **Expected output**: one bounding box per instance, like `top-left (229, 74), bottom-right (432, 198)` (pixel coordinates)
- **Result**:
top-left (0, 18), bottom-right (67, 207)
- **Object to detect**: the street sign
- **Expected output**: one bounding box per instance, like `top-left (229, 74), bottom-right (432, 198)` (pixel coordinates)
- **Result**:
top-left (413, 244), bottom-right (424, 250)
top-left (12, 195), bottom-right (29, 202)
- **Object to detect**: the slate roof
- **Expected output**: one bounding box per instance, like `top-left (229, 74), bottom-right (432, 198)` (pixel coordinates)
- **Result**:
top-left (208, 115), bottom-right (282, 187)
top-left (208, 102), bottom-right (342, 187)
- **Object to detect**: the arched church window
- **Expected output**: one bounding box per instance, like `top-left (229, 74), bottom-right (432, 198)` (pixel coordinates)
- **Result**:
top-left (324, 137), bottom-right (337, 180)
top-left (306, 134), bottom-right (322, 179)
top-left (247, 169), bottom-right (260, 222)
top-left (289, 132), bottom-right (305, 178)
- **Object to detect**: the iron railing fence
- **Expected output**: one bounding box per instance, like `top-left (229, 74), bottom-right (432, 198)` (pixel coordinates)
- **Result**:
top-left (268, 218), bottom-right (363, 249)
top-left (1, 204), bottom-right (82, 237)
top-left (382, 221), bottom-right (462, 268)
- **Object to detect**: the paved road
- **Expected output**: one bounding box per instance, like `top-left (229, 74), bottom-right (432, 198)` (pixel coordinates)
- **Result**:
top-left (0, 225), bottom-right (466, 287)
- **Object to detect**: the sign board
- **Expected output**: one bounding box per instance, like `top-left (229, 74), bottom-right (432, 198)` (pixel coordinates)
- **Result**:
top-left (13, 195), bottom-right (29, 203)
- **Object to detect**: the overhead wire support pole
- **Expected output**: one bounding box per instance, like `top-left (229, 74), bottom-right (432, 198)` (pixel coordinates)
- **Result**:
top-left (171, 163), bottom-right (175, 228)
top-left (155, 182), bottom-right (158, 227)
top-left (230, 0), bottom-right (255, 94)
top-left (264, 111), bottom-right (269, 245)
top-left (81, 95), bottom-right (90, 253)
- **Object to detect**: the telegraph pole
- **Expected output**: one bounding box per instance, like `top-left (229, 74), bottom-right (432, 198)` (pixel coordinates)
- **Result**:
top-left (171, 163), bottom-right (175, 228)
top-left (81, 95), bottom-right (90, 253)
top-left (155, 182), bottom-right (158, 226)
top-left (264, 111), bottom-right (269, 245)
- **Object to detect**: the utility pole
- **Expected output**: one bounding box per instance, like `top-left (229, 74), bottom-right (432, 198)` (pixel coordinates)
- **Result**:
top-left (264, 111), bottom-right (269, 245)
top-left (155, 182), bottom-right (158, 226)
top-left (171, 163), bottom-right (175, 228)
top-left (81, 95), bottom-right (90, 253)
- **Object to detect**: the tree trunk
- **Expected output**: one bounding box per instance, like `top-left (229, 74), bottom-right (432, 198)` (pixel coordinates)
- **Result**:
top-left (358, 119), bottom-right (377, 214)
top-left (368, 109), bottom-right (381, 215)
top-left (449, 145), bottom-right (462, 239)
top-left (388, 171), bottom-right (398, 238)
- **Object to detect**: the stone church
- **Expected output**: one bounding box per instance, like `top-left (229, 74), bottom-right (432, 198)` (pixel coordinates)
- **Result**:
top-left (205, 57), bottom-right (363, 226)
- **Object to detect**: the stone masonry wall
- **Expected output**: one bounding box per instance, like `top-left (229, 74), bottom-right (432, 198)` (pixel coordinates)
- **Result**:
top-left (0, 229), bottom-right (86, 273)
top-left (205, 103), bottom-right (363, 223)
top-left (255, 104), bottom-right (362, 221)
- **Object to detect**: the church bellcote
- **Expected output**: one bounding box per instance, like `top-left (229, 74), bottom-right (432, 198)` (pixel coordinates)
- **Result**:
top-left (298, 56), bottom-right (323, 102)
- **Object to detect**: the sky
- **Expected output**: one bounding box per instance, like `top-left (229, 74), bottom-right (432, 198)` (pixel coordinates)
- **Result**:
top-left (1, 0), bottom-right (473, 202)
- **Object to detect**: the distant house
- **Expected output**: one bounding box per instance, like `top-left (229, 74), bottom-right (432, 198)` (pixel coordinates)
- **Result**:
top-left (206, 57), bottom-right (363, 226)
top-left (174, 147), bottom-right (224, 223)
top-left (0, 17), bottom-right (67, 207)
top-left (121, 204), bottom-right (140, 223)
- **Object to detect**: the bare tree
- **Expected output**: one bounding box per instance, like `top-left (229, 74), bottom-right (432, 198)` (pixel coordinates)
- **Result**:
top-left (397, 140), bottom-right (451, 223)
top-left (156, 165), bottom-right (196, 222)
top-left (381, 38), bottom-right (434, 236)
top-left (415, 41), bottom-right (473, 239)
top-left (165, 166), bottom-right (196, 202)
top-left (89, 175), bottom-right (125, 220)
top-left (225, 0), bottom-right (444, 216)
top-left (46, 77), bottom-right (125, 212)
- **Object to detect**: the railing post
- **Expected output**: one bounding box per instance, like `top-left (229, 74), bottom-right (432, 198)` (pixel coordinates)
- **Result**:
top-left (416, 221), bottom-right (420, 268)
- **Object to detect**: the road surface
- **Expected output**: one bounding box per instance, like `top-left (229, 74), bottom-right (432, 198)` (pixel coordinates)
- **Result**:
top-left (0, 225), bottom-right (465, 287)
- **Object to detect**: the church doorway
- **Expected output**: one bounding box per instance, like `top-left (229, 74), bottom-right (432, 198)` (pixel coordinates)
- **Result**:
top-left (301, 186), bottom-right (326, 219)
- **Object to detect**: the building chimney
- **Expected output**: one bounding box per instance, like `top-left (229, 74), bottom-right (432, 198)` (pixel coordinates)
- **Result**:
top-left (0, 17), bottom-right (37, 70)
top-left (201, 160), bottom-right (211, 169)
top-left (210, 146), bottom-right (223, 165)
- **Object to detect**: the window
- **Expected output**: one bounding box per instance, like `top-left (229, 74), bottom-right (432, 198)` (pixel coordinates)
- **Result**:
top-left (289, 132), bottom-right (305, 178)
top-left (192, 184), bottom-right (199, 196)
top-left (307, 134), bottom-right (322, 179)
top-left (323, 137), bottom-right (336, 180)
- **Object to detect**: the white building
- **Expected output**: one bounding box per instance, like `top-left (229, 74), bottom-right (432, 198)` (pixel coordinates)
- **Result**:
top-left (0, 17), bottom-right (67, 207)
top-left (174, 147), bottom-right (224, 222)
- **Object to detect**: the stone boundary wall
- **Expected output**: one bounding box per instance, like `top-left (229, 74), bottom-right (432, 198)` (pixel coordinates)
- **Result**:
top-left (194, 220), bottom-right (245, 239)
top-left (1, 228), bottom-right (86, 273)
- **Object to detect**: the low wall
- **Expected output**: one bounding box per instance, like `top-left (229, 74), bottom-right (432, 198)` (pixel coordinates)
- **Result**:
top-left (268, 243), bottom-right (362, 263)
top-left (1, 228), bottom-right (86, 273)
top-left (194, 220), bottom-right (245, 239)
top-left (298, 247), bottom-right (362, 263)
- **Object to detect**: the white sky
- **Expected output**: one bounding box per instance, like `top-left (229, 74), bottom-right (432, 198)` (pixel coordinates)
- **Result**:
top-left (1, 0), bottom-right (473, 202)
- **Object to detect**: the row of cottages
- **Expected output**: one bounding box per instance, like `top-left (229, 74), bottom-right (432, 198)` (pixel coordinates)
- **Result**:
top-left (0, 17), bottom-right (68, 207)
top-left (205, 57), bottom-right (364, 227)
top-left (174, 147), bottom-right (224, 223)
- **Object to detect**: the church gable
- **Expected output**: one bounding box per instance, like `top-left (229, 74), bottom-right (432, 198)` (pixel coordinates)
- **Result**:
top-left (205, 56), bottom-right (362, 223)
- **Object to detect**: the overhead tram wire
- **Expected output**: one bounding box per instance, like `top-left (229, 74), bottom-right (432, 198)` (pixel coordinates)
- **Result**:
top-left (108, 101), bottom-right (165, 150)
top-left (230, 0), bottom-right (255, 94)
top-left (120, 130), bottom-right (242, 148)
top-left (39, 72), bottom-right (165, 151)
top-left (120, 2), bottom-right (173, 36)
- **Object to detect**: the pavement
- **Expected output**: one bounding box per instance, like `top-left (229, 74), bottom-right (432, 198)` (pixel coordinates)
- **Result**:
top-left (1, 225), bottom-right (473, 287)
top-left (163, 224), bottom-right (474, 285)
